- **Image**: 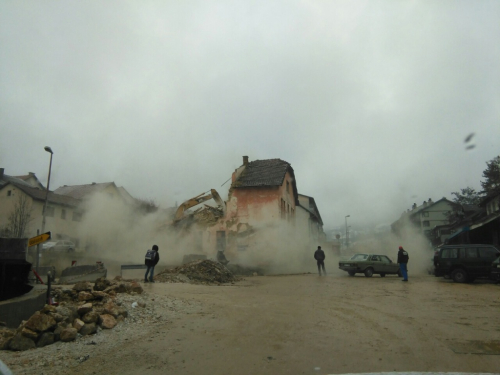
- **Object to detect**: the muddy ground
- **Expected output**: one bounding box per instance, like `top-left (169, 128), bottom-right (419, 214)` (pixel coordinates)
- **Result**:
top-left (2, 269), bottom-right (500, 375)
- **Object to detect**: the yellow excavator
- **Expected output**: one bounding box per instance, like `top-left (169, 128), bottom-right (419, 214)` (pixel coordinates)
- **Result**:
top-left (173, 189), bottom-right (225, 223)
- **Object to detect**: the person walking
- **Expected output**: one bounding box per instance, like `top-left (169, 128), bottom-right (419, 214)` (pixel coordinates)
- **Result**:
top-left (314, 245), bottom-right (326, 276)
top-left (144, 245), bottom-right (159, 283)
top-left (397, 245), bottom-right (409, 281)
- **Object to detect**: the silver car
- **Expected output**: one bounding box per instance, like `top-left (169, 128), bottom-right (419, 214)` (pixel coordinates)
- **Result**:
top-left (42, 240), bottom-right (76, 252)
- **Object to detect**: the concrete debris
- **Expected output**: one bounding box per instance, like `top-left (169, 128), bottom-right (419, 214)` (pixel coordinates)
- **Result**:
top-left (193, 205), bottom-right (224, 226)
top-left (155, 259), bottom-right (242, 285)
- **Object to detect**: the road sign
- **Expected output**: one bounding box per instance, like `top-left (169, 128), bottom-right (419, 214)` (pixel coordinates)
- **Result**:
top-left (28, 231), bottom-right (51, 247)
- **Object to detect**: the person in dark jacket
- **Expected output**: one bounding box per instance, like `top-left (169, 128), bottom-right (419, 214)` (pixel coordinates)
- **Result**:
top-left (397, 246), bottom-right (409, 282)
top-left (144, 245), bottom-right (160, 283)
top-left (314, 246), bottom-right (326, 276)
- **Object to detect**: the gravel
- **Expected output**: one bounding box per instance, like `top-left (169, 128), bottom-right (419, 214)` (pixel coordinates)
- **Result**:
top-left (0, 290), bottom-right (201, 375)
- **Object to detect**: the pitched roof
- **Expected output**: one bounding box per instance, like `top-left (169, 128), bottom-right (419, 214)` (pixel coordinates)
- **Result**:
top-left (234, 158), bottom-right (299, 205)
top-left (0, 173), bottom-right (35, 189)
top-left (54, 182), bottom-right (116, 199)
top-left (13, 173), bottom-right (45, 189)
top-left (236, 159), bottom-right (291, 187)
top-left (1, 182), bottom-right (80, 207)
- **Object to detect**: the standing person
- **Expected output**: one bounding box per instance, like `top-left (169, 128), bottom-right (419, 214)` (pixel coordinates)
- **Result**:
top-left (397, 245), bottom-right (409, 282)
top-left (314, 246), bottom-right (326, 276)
top-left (144, 245), bottom-right (159, 283)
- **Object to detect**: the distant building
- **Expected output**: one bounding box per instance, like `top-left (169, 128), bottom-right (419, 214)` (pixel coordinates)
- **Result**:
top-left (0, 168), bottom-right (81, 244)
top-left (391, 198), bottom-right (460, 240)
top-left (296, 194), bottom-right (325, 246)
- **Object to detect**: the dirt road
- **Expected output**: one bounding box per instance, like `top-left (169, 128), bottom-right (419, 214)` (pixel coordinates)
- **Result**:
top-left (3, 271), bottom-right (500, 375)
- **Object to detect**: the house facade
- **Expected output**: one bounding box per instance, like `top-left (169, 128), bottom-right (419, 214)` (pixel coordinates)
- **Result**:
top-left (186, 156), bottom-right (327, 268)
top-left (201, 157), bottom-right (304, 264)
top-left (296, 194), bottom-right (325, 246)
top-left (391, 198), bottom-right (460, 240)
top-left (0, 168), bottom-right (82, 244)
top-left (445, 192), bottom-right (500, 246)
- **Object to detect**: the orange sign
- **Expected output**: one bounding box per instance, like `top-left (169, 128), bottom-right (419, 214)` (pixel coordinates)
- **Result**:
top-left (28, 231), bottom-right (51, 247)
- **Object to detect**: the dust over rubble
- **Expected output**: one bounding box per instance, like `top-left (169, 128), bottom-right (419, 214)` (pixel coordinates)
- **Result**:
top-left (155, 259), bottom-right (242, 285)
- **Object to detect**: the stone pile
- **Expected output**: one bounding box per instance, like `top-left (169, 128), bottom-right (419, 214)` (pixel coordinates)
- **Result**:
top-left (155, 259), bottom-right (241, 285)
top-left (0, 277), bottom-right (143, 351)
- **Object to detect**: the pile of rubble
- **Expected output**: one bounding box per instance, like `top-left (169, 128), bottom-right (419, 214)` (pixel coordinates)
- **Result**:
top-left (155, 259), bottom-right (241, 285)
top-left (193, 205), bottom-right (224, 226)
top-left (0, 277), bottom-right (143, 352)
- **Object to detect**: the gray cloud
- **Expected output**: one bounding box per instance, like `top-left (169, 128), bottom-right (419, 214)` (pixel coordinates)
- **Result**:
top-left (1, 1), bottom-right (499, 229)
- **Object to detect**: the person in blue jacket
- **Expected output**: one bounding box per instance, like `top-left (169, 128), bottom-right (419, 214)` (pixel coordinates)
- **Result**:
top-left (397, 246), bottom-right (409, 282)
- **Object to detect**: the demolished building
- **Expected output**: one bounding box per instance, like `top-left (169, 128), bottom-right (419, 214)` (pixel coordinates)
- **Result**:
top-left (176, 156), bottom-right (325, 268)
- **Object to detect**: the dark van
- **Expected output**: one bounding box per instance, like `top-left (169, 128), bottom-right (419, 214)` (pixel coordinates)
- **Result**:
top-left (434, 244), bottom-right (500, 283)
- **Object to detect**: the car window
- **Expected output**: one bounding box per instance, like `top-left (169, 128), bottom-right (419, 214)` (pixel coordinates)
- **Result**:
top-left (380, 256), bottom-right (392, 263)
top-left (442, 248), bottom-right (458, 259)
top-left (350, 254), bottom-right (368, 261)
top-left (371, 255), bottom-right (380, 261)
top-left (479, 247), bottom-right (499, 258)
top-left (465, 248), bottom-right (477, 258)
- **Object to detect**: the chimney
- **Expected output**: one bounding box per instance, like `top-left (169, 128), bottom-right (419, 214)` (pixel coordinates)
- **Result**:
top-left (92, 182), bottom-right (96, 185)
top-left (243, 156), bottom-right (249, 166)
top-left (29, 172), bottom-right (35, 176)
top-left (0, 168), bottom-right (4, 179)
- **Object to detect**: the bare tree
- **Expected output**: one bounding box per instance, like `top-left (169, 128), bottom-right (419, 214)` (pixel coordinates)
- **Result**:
top-left (6, 193), bottom-right (34, 238)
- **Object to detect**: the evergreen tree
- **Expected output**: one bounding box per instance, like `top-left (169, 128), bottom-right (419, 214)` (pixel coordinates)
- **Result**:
top-left (451, 187), bottom-right (482, 205)
top-left (480, 155), bottom-right (500, 195)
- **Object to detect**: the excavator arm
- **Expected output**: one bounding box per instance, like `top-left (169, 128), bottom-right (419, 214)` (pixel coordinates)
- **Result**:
top-left (174, 189), bottom-right (224, 222)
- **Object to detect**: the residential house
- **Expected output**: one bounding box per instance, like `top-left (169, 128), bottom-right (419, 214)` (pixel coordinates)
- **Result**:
top-left (430, 204), bottom-right (484, 246)
top-left (296, 194), bottom-right (325, 246)
top-left (391, 198), bottom-right (460, 240)
top-left (201, 156), bottom-right (324, 265)
top-left (13, 172), bottom-right (45, 190)
top-left (445, 192), bottom-right (500, 246)
top-left (0, 168), bottom-right (81, 244)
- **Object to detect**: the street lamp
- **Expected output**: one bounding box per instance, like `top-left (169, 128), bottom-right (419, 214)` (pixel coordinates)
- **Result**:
top-left (345, 215), bottom-right (350, 250)
top-left (36, 146), bottom-right (53, 273)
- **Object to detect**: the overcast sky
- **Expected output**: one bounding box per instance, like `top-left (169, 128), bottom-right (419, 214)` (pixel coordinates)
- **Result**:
top-left (1, 1), bottom-right (499, 230)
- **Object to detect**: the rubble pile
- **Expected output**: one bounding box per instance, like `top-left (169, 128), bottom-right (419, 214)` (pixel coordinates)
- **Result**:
top-left (0, 291), bottom-right (199, 374)
top-left (155, 259), bottom-right (241, 285)
top-left (193, 205), bottom-right (224, 226)
top-left (0, 277), bottom-right (143, 352)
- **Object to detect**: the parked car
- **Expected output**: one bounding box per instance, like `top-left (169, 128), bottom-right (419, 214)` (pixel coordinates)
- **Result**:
top-left (434, 244), bottom-right (500, 283)
top-left (42, 240), bottom-right (76, 252)
top-left (339, 253), bottom-right (402, 277)
top-left (491, 255), bottom-right (500, 282)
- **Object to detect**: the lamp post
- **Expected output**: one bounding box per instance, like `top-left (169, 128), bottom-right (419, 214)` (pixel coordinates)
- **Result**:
top-left (345, 215), bottom-right (350, 250)
top-left (36, 146), bottom-right (53, 273)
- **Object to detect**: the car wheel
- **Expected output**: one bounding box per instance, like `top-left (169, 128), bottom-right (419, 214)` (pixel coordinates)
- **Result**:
top-left (348, 271), bottom-right (355, 277)
top-left (380, 273), bottom-right (386, 277)
top-left (451, 268), bottom-right (468, 283)
top-left (364, 268), bottom-right (374, 277)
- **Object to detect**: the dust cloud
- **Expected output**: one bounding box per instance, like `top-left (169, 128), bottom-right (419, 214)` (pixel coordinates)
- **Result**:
top-left (68, 193), bottom-right (435, 278)
top-left (348, 224), bottom-right (435, 275)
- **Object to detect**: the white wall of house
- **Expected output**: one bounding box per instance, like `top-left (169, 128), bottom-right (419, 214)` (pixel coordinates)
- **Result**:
top-left (0, 183), bottom-right (82, 246)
